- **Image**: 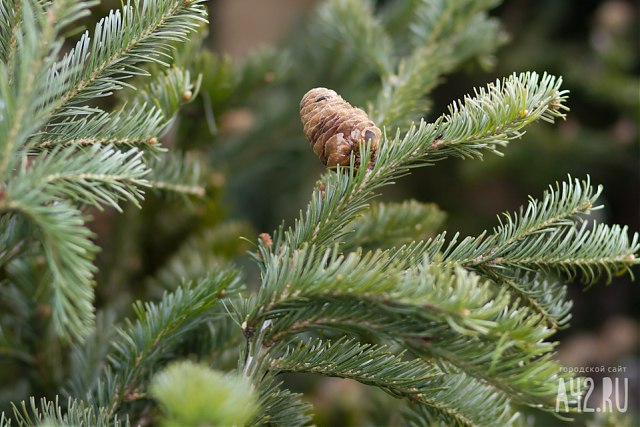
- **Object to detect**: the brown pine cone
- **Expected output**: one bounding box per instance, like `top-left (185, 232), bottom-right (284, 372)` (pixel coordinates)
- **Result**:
top-left (300, 88), bottom-right (381, 168)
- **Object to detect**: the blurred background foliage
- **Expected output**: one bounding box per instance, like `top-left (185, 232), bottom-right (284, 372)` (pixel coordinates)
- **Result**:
top-left (1, 0), bottom-right (636, 424)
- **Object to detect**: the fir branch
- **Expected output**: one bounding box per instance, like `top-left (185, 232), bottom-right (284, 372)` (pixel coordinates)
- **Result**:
top-left (270, 337), bottom-right (516, 427)
top-left (478, 176), bottom-right (602, 259)
top-left (344, 199), bottom-right (445, 250)
top-left (439, 176), bottom-right (639, 284)
top-left (316, 0), bottom-right (393, 74)
top-left (271, 337), bottom-right (440, 396)
top-left (0, 0), bottom-right (49, 178)
top-left (46, 0), bottom-right (206, 119)
top-left (243, 72), bottom-right (575, 423)
top-left (15, 145), bottom-right (149, 211)
top-left (0, 0), bottom-right (19, 63)
top-left (250, 247), bottom-right (570, 409)
top-left (0, 193), bottom-right (97, 341)
top-left (34, 106), bottom-right (165, 149)
top-left (146, 221), bottom-right (252, 294)
top-left (442, 176), bottom-right (601, 264)
top-left (488, 221), bottom-right (639, 284)
top-left (258, 122), bottom-right (438, 271)
top-left (426, 72), bottom-right (569, 161)
top-left (247, 377), bottom-right (313, 427)
top-left (372, 0), bottom-right (507, 128)
top-left (261, 288), bottom-right (566, 413)
top-left (63, 311), bottom-right (119, 402)
top-left (144, 151), bottom-right (204, 196)
top-left (96, 272), bottom-right (240, 417)
top-left (123, 67), bottom-right (200, 120)
top-left (484, 271), bottom-right (572, 329)
top-left (0, 0), bottom-right (99, 175)
top-left (259, 72), bottom-right (568, 271)
top-left (36, 68), bottom-right (199, 150)
top-left (6, 396), bottom-right (128, 427)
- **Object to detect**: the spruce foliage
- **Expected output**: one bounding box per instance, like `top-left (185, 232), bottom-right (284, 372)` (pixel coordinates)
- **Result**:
top-left (0, 0), bottom-right (638, 426)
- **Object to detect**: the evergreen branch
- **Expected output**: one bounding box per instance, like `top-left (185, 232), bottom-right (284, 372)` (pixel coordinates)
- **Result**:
top-left (147, 221), bottom-right (252, 294)
top-left (63, 311), bottom-right (119, 401)
top-left (123, 67), bottom-right (200, 120)
top-left (250, 249), bottom-right (571, 409)
top-left (47, 0), bottom-right (206, 118)
top-left (409, 0), bottom-right (501, 47)
top-left (0, 193), bottom-right (96, 341)
top-left (144, 151), bottom-right (204, 196)
top-left (34, 105), bottom-right (165, 149)
top-left (372, 0), bottom-right (507, 128)
top-left (439, 177), bottom-right (639, 284)
top-left (271, 337), bottom-right (440, 396)
top-left (344, 199), bottom-right (446, 250)
top-left (483, 271), bottom-right (572, 329)
top-left (444, 176), bottom-right (600, 264)
top-left (260, 72), bottom-right (567, 271)
top-left (426, 72), bottom-right (568, 161)
top-left (96, 272), bottom-right (240, 417)
top-left (258, 122), bottom-right (440, 272)
top-left (252, 246), bottom-right (408, 315)
top-left (12, 145), bottom-right (150, 211)
top-left (0, 0), bottom-right (49, 178)
top-left (270, 337), bottom-right (515, 427)
top-left (487, 222), bottom-right (639, 284)
top-left (0, 0), bottom-right (99, 175)
top-left (247, 72), bottom-right (574, 420)
top-left (36, 68), bottom-right (199, 150)
top-left (486, 176), bottom-right (601, 255)
top-left (316, 0), bottom-right (393, 74)
top-left (0, 215), bottom-right (28, 266)
top-left (6, 396), bottom-right (128, 427)
top-left (267, 290), bottom-right (571, 411)
top-left (247, 377), bottom-right (313, 427)
top-left (0, 0), bottom-right (19, 63)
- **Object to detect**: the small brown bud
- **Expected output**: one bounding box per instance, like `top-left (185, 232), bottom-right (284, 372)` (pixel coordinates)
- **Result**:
top-left (319, 183), bottom-right (326, 199)
top-left (182, 90), bottom-right (193, 102)
top-left (36, 304), bottom-right (52, 319)
top-left (148, 137), bottom-right (158, 145)
top-left (300, 88), bottom-right (381, 168)
top-left (259, 232), bottom-right (273, 248)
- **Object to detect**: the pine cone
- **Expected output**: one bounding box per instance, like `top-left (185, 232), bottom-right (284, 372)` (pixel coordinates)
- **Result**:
top-left (300, 88), bottom-right (381, 167)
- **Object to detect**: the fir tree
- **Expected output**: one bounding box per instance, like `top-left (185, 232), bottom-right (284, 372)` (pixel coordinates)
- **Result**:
top-left (0, 0), bottom-right (638, 426)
